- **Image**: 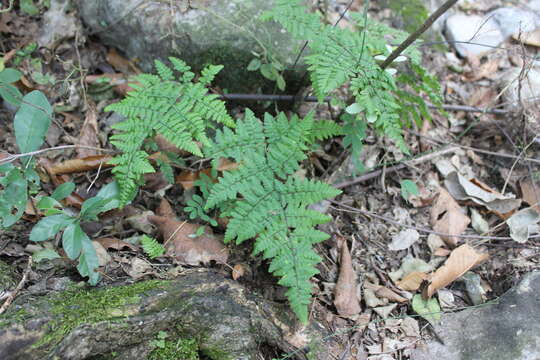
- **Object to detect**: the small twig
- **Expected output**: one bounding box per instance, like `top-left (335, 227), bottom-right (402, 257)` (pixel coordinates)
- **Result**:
top-left (218, 93), bottom-right (508, 114)
top-left (380, 0), bottom-right (458, 69)
top-left (406, 129), bottom-right (540, 165)
top-left (0, 145), bottom-right (115, 165)
top-left (334, 146), bottom-right (460, 189)
top-left (0, 257), bottom-right (33, 315)
top-left (329, 200), bottom-right (540, 241)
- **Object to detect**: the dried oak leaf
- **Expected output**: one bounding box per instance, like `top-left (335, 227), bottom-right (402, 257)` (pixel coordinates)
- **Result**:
top-left (76, 104), bottom-right (100, 158)
top-left (156, 198), bottom-right (176, 219)
top-left (148, 215), bottom-right (228, 266)
top-left (425, 244), bottom-right (488, 298)
top-left (333, 236), bottom-right (361, 317)
top-left (96, 237), bottom-right (138, 251)
top-left (49, 155), bottom-right (114, 175)
top-left (430, 188), bottom-right (470, 247)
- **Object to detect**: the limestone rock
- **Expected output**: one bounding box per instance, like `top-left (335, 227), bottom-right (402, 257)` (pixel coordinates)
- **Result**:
top-left (412, 271), bottom-right (540, 360)
top-left (77, 0), bottom-right (305, 92)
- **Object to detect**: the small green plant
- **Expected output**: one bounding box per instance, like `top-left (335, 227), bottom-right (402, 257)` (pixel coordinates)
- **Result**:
top-left (29, 182), bottom-right (120, 285)
top-left (263, 0), bottom-right (443, 169)
top-left (105, 57), bottom-right (234, 205)
top-left (400, 179), bottom-right (419, 202)
top-left (0, 68), bottom-right (51, 228)
top-left (204, 110), bottom-right (341, 322)
top-left (141, 235), bottom-right (166, 259)
top-left (149, 331), bottom-right (199, 360)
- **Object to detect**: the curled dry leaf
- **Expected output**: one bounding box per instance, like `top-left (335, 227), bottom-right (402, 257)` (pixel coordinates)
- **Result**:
top-left (76, 104), bottom-right (100, 158)
top-left (519, 179), bottom-right (540, 212)
top-left (430, 188), bottom-right (470, 247)
top-left (49, 155), bottom-right (114, 175)
top-left (425, 244), bottom-right (489, 298)
top-left (148, 215), bottom-right (228, 265)
top-left (444, 171), bottom-right (521, 216)
top-left (333, 236), bottom-right (361, 317)
top-left (156, 198), bottom-right (176, 219)
top-left (232, 264), bottom-right (245, 280)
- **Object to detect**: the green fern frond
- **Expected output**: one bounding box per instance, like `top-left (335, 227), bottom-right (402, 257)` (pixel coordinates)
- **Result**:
top-left (206, 111), bottom-right (341, 323)
top-left (105, 57), bottom-right (234, 205)
top-left (141, 235), bottom-right (165, 259)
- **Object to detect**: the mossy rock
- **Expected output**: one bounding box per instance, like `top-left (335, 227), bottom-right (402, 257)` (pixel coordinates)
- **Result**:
top-left (77, 0), bottom-right (306, 93)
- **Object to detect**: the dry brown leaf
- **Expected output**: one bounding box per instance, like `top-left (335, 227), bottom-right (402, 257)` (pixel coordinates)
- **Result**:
top-left (232, 264), bottom-right (245, 280)
top-left (154, 134), bottom-right (190, 156)
top-left (465, 58), bottom-right (499, 81)
top-left (374, 287), bottom-right (407, 303)
top-left (142, 172), bottom-right (170, 192)
top-left (425, 244), bottom-right (489, 298)
top-left (76, 104), bottom-right (100, 158)
top-left (333, 236), bottom-right (361, 317)
top-left (96, 237), bottom-right (138, 251)
top-left (175, 168), bottom-right (213, 190)
top-left (148, 215), bottom-right (228, 265)
top-left (430, 188), bottom-right (470, 247)
top-left (396, 271), bottom-right (429, 291)
top-left (520, 179), bottom-right (540, 212)
top-left (106, 47), bottom-right (141, 74)
top-left (217, 158), bottom-right (239, 171)
top-left (433, 247), bottom-right (451, 257)
top-left (49, 155), bottom-right (114, 175)
top-left (156, 198), bottom-right (176, 219)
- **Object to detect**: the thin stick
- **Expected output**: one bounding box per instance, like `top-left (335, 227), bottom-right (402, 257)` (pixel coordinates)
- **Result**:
top-left (334, 146), bottom-right (459, 189)
top-left (0, 257), bottom-right (33, 315)
top-left (218, 93), bottom-right (508, 114)
top-left (329, 200), bottom-right (540, 241)
top-left (0, 145), bottom-right (115, 165)
top-left (380, 0), bottom-right (458, 69)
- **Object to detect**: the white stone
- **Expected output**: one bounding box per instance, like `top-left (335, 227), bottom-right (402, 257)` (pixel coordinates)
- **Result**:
top-left (444, 14), bottom-right (505, 57)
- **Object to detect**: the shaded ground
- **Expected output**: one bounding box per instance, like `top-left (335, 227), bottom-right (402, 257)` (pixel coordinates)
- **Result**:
top-left (0, 1), bottom-right (539, 359)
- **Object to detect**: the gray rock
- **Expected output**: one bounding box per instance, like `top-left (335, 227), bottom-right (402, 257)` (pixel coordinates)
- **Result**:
top-left (444, 13), bottom-right (504, 57)
top-left (77, 0), bottom-right (304, 92)
top-left (39, 0), bottom-right (82, 48)
top-left (412, 271), bottom-right (540, 360)
top-left (487, 7), bottom-right (540, 38)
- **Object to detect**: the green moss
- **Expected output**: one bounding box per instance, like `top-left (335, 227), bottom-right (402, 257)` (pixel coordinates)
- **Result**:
top-left (34, 280), bottom-right (167, 350)
top-left (149, 331), bottom-right (199, 360)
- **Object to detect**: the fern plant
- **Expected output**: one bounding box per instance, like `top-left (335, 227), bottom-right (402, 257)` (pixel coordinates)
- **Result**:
top-left (263, 1), bottom-right (443, 168)
top-left (105, 57), bottom-right (235, 204)
top-left (141, 235), bottom-right (166, 259)
top-left (205, 110), bottom-right (341, 323)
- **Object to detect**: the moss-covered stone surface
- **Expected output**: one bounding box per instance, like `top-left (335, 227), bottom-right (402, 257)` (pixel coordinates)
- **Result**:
top-left (0, 271), bottom-right (338, 360)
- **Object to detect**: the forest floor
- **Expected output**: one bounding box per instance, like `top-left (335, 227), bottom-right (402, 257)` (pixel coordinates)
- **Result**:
top-left (0, 1), bottom-right (539, 359)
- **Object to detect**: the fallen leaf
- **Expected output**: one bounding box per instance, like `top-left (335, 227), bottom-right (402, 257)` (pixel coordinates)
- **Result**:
top-left (470, 208), bottom-right (489, 234)
top-left (232, 263), bottom-right (245, 280)
top-left (96, 237), bottom-right (138, 251)
top-left (425, 244), bottom-right (489, 298)
top-left (92, 241), bottom-right (111, 267)
top-left (397, 271), bottom-right (429, 291)
top-left (176, 168), bottom-right (213, 190)
top-left (127, 257), bottom-right (155, 279)
top-left (148, 215), bottom-right (228, 265)
top-left (373, 303), bottom-right (397, 319)
top-left (388, 229), bottom-right (419, 251)
top-left (156, 198), bottom-right (177, 219)
top-left (519, 178), bottom-right (540, 212)
top-left (430, 188), bottom-right (471, 247)
top-left (375, 286), bottom-right (407, 303)
top-left (76, 104), bottom-right (100, 158)
top-left (49, 155), bottom-right (114, 175)
top-left (154, 134), bottom-right (190, 156)
top-left (506, 207), bottom-right (540, 243)
top-left (444, 172), bottom-right (521, 216)
top-left (106, 47), bottom-right (141, 74)
top-left (411, 294), bottom-right (441, 324)
top-left (465, 58), bottom-right (499, 81)
top-left (388, 256), bottom-right (433, 283)
top-left (334, 236), bottom-right (361, 316)
top-left (126, 211), bottom-right (156, 235)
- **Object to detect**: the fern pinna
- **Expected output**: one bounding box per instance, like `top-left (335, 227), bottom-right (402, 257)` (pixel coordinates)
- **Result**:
top-left (263, 1), bottom-right (443, 167)
top-left (105, 58), bottom-right (234, 204)
top-left (205, 110), bottom-right (341, 323)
